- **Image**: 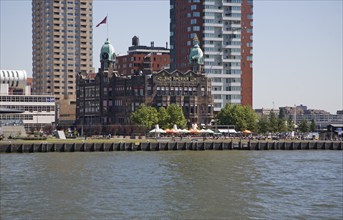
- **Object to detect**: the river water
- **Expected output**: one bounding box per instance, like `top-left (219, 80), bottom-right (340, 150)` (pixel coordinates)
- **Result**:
top-left (1, 151), bottom-right (342, 219)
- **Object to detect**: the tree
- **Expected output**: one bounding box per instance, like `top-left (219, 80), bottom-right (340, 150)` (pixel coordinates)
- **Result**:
top-left (130, 104), bottom-right (159, 130)
top-left (166, 104), bottom-right (187, 128)
top-left (298, 120), bottom-right (309, 133)
top-left (310, 119), bottom-right (316, 132)
top-left (243, 105), bottom-right (258, 131)
top-left (269, 111), bottom-right (278, 133)
top-left (257, 115), bottom-right (269, 134)
top-left (216, 103), bottom-right (258, 131)
top-left (277, 118), bottom-right (288, 133)
top-left (216, 104), bottom-right (242, 130)
top-left (158, 107), bottom-right (169, 129)
top-left (287, 116), bottom-right (295, 132)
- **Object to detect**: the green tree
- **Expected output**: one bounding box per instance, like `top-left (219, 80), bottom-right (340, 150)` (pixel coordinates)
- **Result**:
top-left (130, 104), bottom-right (159, 130)
top-left (269, 111), bottom-right (278, 133)
top-left (257, 115), bottom-right (270, 134)
top-left (216, 104), bottom-right (258, 131)
top-left (216, 104), bottom-right (241, 130)
top-left (158, 107), bottom-right (169, 129)
top-left (277, 118), bottom-right (288, 133)
top-left (298, 120), bottom-right (309, 133)
top-left (287, 116), bottom-right (295, 132)
top-left (166, 104), bottom-right (187, 129)
top-left (310, 119), bottom-right (316, 132)
top-left (243, 105), bottom-right (258, 131)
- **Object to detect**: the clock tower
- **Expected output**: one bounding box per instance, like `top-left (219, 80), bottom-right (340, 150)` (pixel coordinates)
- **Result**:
top-left (100, 38), bottom-right (116, 71)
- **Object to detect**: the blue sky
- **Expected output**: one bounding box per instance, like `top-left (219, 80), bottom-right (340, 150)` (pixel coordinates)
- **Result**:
top-left (0, 0), bottom-right (342, 114)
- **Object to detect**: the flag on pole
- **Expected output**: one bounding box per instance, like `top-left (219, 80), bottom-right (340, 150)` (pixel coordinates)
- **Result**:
top-left (96, 16), bottom-right (107, 27)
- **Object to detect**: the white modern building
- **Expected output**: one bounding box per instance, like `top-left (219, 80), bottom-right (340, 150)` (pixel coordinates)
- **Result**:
top-left (0, 70), bottom-right (55, 131)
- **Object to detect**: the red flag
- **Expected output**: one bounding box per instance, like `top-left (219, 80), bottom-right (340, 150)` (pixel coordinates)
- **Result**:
top-left (96, 16), bottom-right (107, 27)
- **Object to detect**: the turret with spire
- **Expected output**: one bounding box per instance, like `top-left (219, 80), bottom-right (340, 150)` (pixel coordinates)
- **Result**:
top-left (100, 38), bottom-right (116, 71)
top-left (189, 34), bottom-right (204, 74)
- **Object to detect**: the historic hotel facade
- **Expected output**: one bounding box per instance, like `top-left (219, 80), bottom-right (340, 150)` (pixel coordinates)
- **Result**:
top-left (76, 37), bottom-right (213, 132)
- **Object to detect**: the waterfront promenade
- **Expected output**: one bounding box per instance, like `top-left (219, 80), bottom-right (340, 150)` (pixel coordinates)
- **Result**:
top-left (0, 139), bottom-right (342, 153)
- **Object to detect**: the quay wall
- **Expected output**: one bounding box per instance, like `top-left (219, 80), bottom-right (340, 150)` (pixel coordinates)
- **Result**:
top-left (0, 141), bottom-right (342, 153)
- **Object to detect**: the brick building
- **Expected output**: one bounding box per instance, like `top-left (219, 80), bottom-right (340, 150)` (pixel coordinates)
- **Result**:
top-left (116, 36), bottom-right (170, 76)
top-left (76, 38), bottom-right (213, 135)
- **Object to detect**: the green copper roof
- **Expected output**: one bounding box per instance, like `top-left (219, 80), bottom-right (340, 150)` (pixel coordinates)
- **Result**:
top-left (100, 38), bottom-right (116, 61)
top-left (189, 35), bottom-right (204, 65)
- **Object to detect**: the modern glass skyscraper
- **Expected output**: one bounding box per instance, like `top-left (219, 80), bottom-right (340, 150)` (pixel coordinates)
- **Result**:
top-left (170, 0), bottom-right (253, 112)
top-left (32, 0), bottom-right (93, 125)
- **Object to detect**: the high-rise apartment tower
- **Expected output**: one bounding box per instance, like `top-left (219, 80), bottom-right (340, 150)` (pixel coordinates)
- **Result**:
top-left (32, 0), bottom-right (93, 125)
top-left (170, 0), bottom-right (253, 111)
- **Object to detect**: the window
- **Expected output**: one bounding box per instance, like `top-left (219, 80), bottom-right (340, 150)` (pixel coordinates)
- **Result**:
top-left (193, 12), bottom-right (200, 17)
top-left (193, 26), bottom-right (200, 31)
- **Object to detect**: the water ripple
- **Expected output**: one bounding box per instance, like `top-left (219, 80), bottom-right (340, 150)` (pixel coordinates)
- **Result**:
top-left (1, 151), bottom-right (342, 219)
